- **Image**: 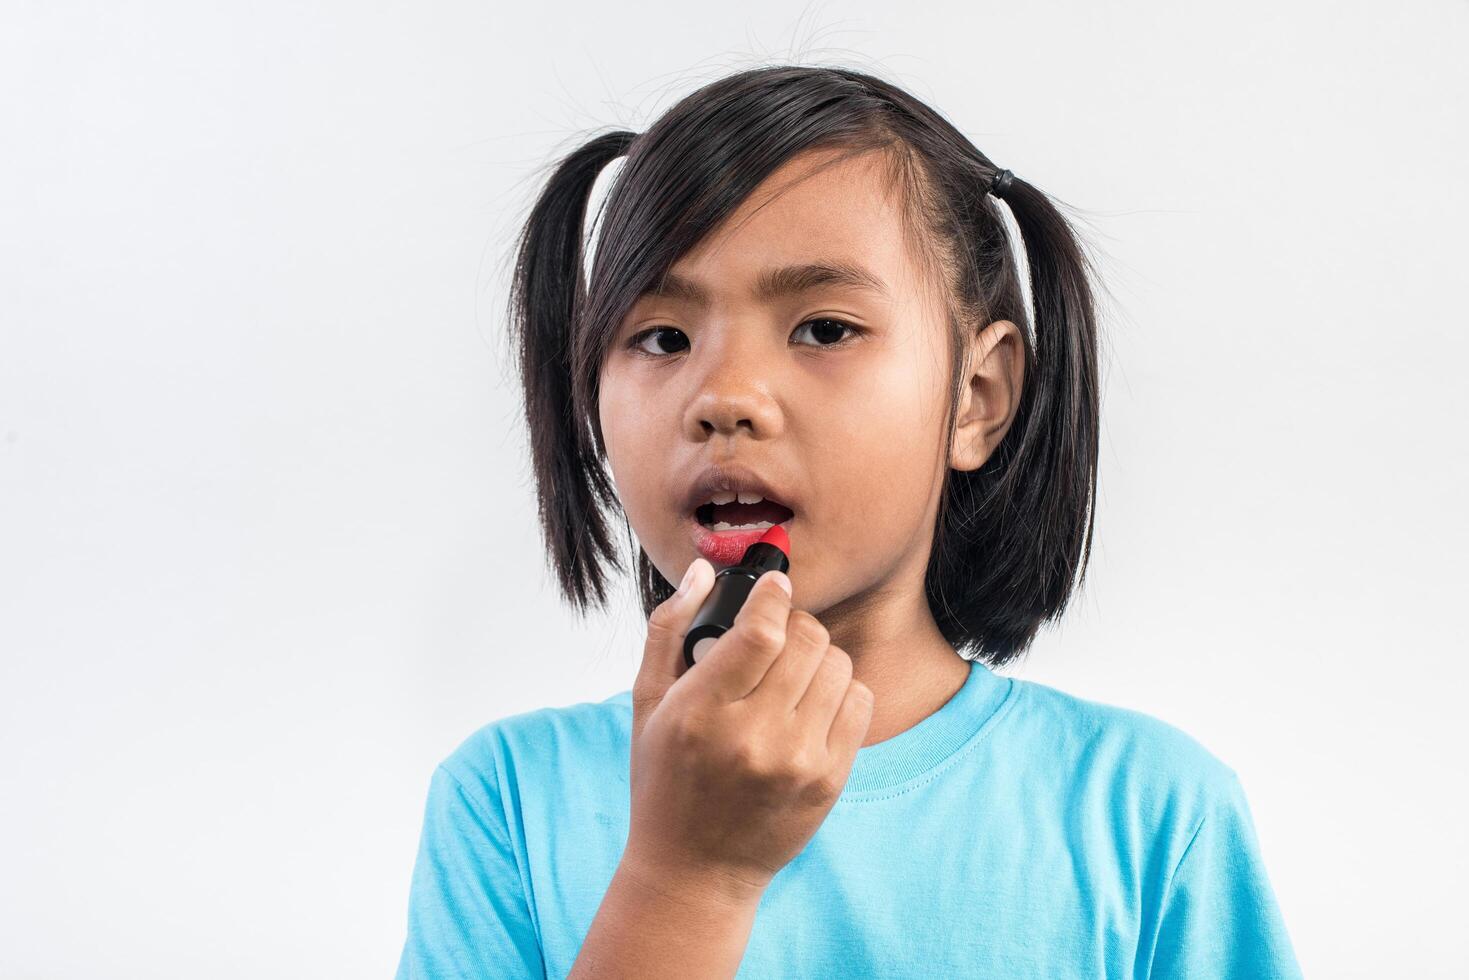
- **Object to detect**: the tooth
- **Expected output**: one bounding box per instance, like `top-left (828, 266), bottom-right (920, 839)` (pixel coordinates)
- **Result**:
top-left (708, 490), bottom-right (737, 505)
top-left (736, 491), bottom-right (765, 505)
top-left (709, 520), bottom-right (776, 531)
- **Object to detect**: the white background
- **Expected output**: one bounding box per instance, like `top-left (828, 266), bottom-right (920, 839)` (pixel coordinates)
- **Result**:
top-left (3, 2), bottom-right (1465, 976)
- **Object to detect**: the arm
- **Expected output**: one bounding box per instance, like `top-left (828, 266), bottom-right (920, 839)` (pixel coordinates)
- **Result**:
top-left (395, 764), bottom-right (547, 979)
top-left (1148, 770), bottom-right (1304, 979)
top-left (568, 850), bottom-right (765, 980)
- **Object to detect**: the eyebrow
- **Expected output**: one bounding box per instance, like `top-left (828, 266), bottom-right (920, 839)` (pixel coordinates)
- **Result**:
top-left (641, 261), bottom-right (891, 306)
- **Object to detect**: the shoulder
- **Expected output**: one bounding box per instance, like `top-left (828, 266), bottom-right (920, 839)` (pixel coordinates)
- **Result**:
top-left (433, 689), bottom-right (633, 808)
top-left (994, 675), bottom-right (1259, 890)
top-left (1002, 675), bottom-right (1242, 815)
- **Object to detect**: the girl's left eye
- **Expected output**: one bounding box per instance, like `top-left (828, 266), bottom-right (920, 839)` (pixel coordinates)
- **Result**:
top-left (791, 317), bottom-right (862, 348)
top-left (626, 318), bottom-right (862, 358)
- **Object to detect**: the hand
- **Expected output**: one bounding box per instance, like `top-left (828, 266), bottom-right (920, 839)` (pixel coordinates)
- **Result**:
top-left (623, 560), bottom-right (875, 901)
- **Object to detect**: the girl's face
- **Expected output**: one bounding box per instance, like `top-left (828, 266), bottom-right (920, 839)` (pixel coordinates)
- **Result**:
top-left (598, 146), bottom-right (1019, 627)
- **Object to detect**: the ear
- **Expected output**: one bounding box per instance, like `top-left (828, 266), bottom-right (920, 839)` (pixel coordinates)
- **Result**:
top-left (949, 319), bottom-right (1025, 472)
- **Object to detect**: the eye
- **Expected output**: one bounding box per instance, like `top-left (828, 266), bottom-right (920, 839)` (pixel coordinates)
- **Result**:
top-left (626, 326), bottom-right (690, 357)
top-left (625, 318), bottom-right (863, 359)
top-left (791, 317), bottom-right (862, 348)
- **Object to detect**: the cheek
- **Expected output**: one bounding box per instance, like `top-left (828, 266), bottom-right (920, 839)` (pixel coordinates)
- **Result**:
top-left (597, 371), bottom-right (674, 546)
top-left (811, 349), bottom-right (947, 556)
top-left (597, 374), bottom-right (639, 502)
top-left (597, 368), bottom-right (646, 465)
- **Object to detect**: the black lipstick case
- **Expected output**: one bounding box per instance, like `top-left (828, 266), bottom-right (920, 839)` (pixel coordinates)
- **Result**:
top-left (682, 540), bottom-right (791, 669)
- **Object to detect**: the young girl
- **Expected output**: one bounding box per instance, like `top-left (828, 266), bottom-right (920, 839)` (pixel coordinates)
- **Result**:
top-left (396, 65), bottom-right (1302, 978)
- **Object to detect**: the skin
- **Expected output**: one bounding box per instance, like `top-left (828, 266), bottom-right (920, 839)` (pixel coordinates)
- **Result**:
top-left (597, 146), bottom-right (1026, 746)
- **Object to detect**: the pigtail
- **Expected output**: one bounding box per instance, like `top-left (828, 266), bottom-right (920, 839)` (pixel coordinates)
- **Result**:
top-left (933, 169), bottom-right (1102, 665)
top-left (506, 129), bottom-right (637, 612)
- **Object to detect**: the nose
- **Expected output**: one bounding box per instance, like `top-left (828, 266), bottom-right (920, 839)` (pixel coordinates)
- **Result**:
top-left (681, 328), bottom-right (786, 443)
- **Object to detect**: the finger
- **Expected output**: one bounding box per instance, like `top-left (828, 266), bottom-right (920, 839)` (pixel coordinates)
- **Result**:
top-left (694, 569), bottom-right (794, 702)
top-left (795, 644), bottom-right (854, 731)
top-left (634, 558), bottom-right (716, 735)
top-left (747, 609), bottom-right (830, 712)
top-left (825, 679), bottom-right (875, 767)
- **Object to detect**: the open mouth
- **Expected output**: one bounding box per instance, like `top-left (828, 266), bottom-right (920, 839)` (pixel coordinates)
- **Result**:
top-left (694, 497), bottom-right (796, 532)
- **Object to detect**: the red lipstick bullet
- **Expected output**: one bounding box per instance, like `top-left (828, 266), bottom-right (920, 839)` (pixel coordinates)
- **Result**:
top-left (683, 524), bottom-right (791, 669)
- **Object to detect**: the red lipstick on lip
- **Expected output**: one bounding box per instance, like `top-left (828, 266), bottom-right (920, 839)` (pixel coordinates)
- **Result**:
top-left (690, 514), bottom-right (795, 566)
top-left (684, 525), bottom-right (791, 669)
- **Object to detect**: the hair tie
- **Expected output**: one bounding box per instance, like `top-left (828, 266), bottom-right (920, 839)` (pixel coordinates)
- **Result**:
top-left (990, 168), bottom-right (1015, 199)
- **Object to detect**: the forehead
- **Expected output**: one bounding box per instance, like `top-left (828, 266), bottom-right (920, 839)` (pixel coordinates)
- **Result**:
top-left (641, 148), bottom-right (923, 306)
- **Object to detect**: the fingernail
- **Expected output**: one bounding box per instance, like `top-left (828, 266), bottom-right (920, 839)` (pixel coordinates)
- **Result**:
top-left (768, 571), bottom-right (792, 595)
top-left (676, 561), bottom-right (698, 595)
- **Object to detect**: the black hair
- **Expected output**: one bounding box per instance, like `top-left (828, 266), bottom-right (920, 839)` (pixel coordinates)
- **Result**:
top-left (505, 64), bottom-right (1103, 667)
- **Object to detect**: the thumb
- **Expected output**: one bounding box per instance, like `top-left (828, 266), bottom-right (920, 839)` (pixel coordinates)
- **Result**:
top-left (633, 558), bottom-right (715, 724)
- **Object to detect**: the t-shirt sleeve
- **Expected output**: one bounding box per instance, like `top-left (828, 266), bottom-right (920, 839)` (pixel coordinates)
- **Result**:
top-left (394, 762), bottom-right (547, 979)
top-left (1148, 770), bottom-right (1303, 980)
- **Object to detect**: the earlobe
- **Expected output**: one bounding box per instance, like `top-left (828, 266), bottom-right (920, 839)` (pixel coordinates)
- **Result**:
top-left (949, 319), bottom-right (1024, 473)
top-left (948, 374), bottom-right (990, 473)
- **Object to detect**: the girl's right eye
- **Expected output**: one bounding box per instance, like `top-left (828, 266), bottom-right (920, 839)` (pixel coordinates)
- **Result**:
top-left (627, 326), bottom-right (689, 357)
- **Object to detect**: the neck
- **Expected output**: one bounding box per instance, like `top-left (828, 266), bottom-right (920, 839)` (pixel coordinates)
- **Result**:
top-left (817, 582), bottom-right (971, 747)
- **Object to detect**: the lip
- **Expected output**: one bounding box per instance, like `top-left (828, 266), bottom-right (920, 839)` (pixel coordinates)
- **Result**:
top-left (680, 461), bottom-right (800, 519)
top-left (687, 512), bottom-right (796, 567)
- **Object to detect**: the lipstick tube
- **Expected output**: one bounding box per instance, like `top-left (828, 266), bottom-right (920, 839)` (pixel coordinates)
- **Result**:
top-left (683, 525), bottom-right (791, 669)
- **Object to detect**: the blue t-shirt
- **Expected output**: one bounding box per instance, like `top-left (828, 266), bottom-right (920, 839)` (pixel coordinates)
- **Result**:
top-left (395, 658), bottom-right (1302, 978)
